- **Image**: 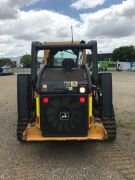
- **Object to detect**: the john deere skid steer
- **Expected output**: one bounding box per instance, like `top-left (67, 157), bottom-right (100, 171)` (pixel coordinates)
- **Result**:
top-left (17, 41), bottom-right (116, 141)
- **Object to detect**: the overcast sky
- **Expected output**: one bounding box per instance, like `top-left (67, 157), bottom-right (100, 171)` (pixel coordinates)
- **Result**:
top-left (0, 0), bottom-right (135, 57)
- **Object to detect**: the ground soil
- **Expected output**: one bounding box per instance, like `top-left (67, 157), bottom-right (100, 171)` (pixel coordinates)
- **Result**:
top-left (0, 71), bottom-right (135, 180)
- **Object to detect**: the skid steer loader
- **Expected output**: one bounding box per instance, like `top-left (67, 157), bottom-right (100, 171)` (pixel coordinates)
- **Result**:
top-left (17, 41), bottom-right (116, 141)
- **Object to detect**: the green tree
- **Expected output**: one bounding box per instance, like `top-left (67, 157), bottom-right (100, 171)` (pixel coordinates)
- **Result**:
top-left (20, 54), bottom-right (31, 68)
top-left (0, 58), bottom-right (12, 68)
top-left (112, 45), bottom-right (135, 62)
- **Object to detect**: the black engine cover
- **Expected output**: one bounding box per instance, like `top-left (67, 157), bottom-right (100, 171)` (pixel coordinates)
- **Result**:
top-left (40, 94), bottom-right (88, 137)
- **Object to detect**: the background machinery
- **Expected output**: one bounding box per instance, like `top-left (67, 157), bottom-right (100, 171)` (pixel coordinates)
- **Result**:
top-left (0, 67), bottom-right (13, 76)
top-left (17, 40), bottom-right (116, 141)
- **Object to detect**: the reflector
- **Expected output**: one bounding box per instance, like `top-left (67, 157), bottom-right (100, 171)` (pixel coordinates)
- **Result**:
top-left (80, 97), bottom-right (85, 103)
top-left (43, 97), bottom-right (49, 103)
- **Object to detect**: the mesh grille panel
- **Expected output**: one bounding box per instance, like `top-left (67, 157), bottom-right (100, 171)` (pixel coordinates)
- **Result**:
top-left (40, 94), bottom-right (88, 137)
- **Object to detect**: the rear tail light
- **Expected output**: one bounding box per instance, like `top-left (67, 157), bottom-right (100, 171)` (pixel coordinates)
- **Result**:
top-left (79, 97), bottom-right (85, 103)
top-left (43, 97), bottom-right (49, 103)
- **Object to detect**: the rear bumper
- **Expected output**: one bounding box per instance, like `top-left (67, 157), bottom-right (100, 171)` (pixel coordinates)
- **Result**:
top-left (23, 122), bottom-right (107, 141)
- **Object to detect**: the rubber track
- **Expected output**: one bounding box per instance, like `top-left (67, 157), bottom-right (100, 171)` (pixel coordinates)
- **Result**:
top-left (17, 119), bottom-right (29, 142)
top-left (103, 143), bottom-right (135, 180)
top-left (102, 110), bottom-right (116, 141)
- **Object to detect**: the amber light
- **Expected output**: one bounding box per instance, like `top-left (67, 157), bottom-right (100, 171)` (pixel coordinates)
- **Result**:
top-left (43, 97), bottom-right (49, 103)
top-left (79, 97), bottom-right (85, 103)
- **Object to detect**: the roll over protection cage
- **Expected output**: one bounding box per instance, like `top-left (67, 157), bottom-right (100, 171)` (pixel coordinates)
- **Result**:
top-left (31, 41), bottom-right (98, 88)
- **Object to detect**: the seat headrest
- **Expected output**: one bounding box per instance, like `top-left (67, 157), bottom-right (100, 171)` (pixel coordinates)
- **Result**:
top-left (62, 58), bottom-right (74, 70)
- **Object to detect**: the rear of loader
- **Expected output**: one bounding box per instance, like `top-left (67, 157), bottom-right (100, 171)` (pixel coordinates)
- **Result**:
top-left (17, 41), bottom-right (116, 142)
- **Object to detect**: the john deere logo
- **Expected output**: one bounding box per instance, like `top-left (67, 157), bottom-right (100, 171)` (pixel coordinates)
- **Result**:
top-left (60, 112), bottom-right (69, 120)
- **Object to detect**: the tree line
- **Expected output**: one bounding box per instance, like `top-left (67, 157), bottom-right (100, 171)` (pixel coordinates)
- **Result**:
top-left (0, 55), bottom-right (31, 68)
top-left (112, 45), bottom-right (135, 62)
top-left (0, 58), bottom-right (12, 68)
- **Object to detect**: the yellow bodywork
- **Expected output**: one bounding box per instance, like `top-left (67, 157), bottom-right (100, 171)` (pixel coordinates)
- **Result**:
top-left (35, 94), bottom-right (40, 128)
top-left (23, 122), bottom-right (107, 141)
top-left (36, 95), bottom-right (40, 118)
top-left (88, 93), bottom-right (92, 126)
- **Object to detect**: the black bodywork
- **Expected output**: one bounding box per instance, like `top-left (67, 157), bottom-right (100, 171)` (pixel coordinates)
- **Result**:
top-left (40, 94), bottom-right (88, 136)
top-left (31, 41), bottom-right (98, 87)
top-left (36, 63), bottom-right (90, 136)
top-left (30, 41), bottom-right (98, 136)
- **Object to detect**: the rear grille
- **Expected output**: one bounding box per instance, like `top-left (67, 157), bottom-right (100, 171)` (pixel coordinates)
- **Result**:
top-left (40, 94), bottom-right (88, 137)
